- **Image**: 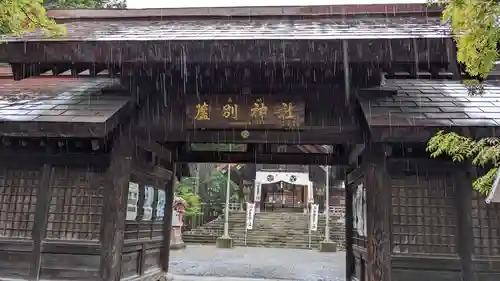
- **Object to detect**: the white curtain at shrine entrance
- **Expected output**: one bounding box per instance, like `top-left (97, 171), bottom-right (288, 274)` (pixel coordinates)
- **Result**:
top-left (253, 171), bottom-right (314, 210)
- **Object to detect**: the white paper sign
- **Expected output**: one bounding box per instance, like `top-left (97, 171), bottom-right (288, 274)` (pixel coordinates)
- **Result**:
top-left (307, 181), bottom-right (314, 203)
top-left (126, 182), bottom-right (139, 221)
top-left (172, 210), bottom-right (183, 227)
top-left (353, 184), bottom-right (367, 237)
top-left (254, 181), bottom-right (262, 202)
top-left (309, 204), bottom-right (319, 231)
top-left (156, 190), bottom-right (165, 219)
top-left (246, 202), bottom-right (255, 230)
top-left (142, 186), bottom-right (154, 221)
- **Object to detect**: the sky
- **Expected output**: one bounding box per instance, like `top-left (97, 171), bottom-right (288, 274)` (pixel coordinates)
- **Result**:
top-left (126, 0), bottom-right (428, 9)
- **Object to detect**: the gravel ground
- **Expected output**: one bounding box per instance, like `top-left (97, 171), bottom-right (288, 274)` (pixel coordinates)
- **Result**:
top-left (169, 245), bottom-right (345, 281)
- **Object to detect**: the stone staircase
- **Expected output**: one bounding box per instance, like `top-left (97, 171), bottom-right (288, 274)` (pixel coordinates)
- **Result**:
top-left (182, 212), bottom-right (246, 244)
top-left (183, 212), bottom-right (345, 250)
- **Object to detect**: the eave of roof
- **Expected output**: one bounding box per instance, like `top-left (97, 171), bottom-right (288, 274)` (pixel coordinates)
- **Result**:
top-left (0, 77), bottom-right (129, 137)
top-left (1, 17), bottom-right (450, 42)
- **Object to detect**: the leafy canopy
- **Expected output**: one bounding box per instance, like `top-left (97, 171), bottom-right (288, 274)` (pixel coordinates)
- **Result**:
top-left (0, 0), bottom-right (125, 36)
top-left (426, 1), bottom-right (500, 195)
top-left (427, 131), bottom-right (500, 195)
top-left (0, 0), bottom-right (62, 36)
top-left (436, 0), bottom-right (500, 79)
top-left (175, 178), bottom-right (202, 217)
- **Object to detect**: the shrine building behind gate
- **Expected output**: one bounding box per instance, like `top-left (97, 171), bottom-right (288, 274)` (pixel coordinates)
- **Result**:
top-left (0, 3), bottom-right (498, 281)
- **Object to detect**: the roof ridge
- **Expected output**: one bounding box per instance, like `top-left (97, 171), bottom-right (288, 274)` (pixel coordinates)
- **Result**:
top-left (47, 3), bottom-right (442, 20)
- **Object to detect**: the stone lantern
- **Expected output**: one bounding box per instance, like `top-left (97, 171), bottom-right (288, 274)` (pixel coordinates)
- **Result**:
top-left (170, 196), bottom-right (187, 249)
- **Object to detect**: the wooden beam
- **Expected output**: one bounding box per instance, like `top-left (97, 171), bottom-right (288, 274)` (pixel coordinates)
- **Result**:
top-left (411, 38), bottom-right (420, 78)
top-left (0, 152), bottom-right (109, 169)
top-left (345, 179), bottom-right (355, 281)
top-left (364, 142), bottom-right (391, 281)
top-left (177, 151), bottom-right (348, 166)
top-left (343, 39), bottom-right (351, 105)
top-left (455, 128), bottom-right (474, 281)
top-left (454, 164), bottom-right (474, 281)
top-left (160, 147), bottom-right (179, 276)
top-left (133, 161), bottom-right (173, 181)
top-left (51, 65), bottom-right (70, 76)
top-left (71, 65), bottom-right (87, 76)
top-left (90, 64), bottom-right (106, 76)
top-left (349, 144), bottom-right (365, 165)
top-left (157, 126), bottom-right (362, 144)
top-left (446, 38), bottom-right (462, 80)
top-left (10, 63), bottom-right (42, 80)
top-left (137, 139), bottom-right (172, 162)
top-left (29, 164), bottom-right (54, 280)
top-left (100, 135), bottom-right (134, 281)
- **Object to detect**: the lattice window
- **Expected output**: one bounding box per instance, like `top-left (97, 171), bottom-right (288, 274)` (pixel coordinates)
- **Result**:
top-left (392, 176), bottom-right (457, 254)
top-left (471, 193), bottom-right (500, 256)
top-left (0, 169), bottom-right (39, 239)
top-left (46, 167), bottom-right (104, 241)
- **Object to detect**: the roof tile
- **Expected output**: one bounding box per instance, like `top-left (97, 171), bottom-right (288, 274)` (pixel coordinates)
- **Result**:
top-left (359, 79), bottom-right (500, 128)
top-left (2, 17), bottom-right (449, 42)
top-left (0, 77), bottom-right (128, 124)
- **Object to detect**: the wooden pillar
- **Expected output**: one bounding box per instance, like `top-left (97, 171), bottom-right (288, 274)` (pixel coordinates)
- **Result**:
top-left (100, 135), bottom-right (134, 281)
top-left (454, 164), bottom-right (475, 281)
top-left (345, 180), bottom-right (355, 281)
top-left (160, 149), bottom-right (179, 274)
top-left (30, 164), bottom-right (53, 281)
top-left (364, 142), bottom-right (391, 281)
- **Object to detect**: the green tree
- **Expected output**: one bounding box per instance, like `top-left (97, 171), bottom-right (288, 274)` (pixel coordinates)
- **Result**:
top-left (44, 0), bottom-right (126, 8)
top-left (427, 1), bottom-right (500, 195)
top-left (436, 0), bottom-right (499, 79)
top-left (427, 131), bottom-right (500, 195)
top-left (0, 0), bottom-right (62, 36)
top-left (0, 0), bottom-right (126, 36)
top-left (175, 177), bottom-right (202, 218)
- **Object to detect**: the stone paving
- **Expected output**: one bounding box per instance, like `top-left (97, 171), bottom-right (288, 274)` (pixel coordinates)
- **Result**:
top-left (169, 245), bottom-right (345, 281)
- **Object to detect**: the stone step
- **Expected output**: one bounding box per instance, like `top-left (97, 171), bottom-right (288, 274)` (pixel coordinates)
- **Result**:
top-left (183, 211), bottom-right (346, 250)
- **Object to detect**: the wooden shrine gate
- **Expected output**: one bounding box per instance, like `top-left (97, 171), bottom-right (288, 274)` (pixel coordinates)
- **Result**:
top-left (0, 3), bottom-right (498, 281)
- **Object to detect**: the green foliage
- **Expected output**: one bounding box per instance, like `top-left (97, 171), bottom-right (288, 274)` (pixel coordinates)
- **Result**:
top-left (426, 2), bottom-right (500, 196)
top-left (198, 170), bottom-right (239, 212)
top-left (0, 0), bottom-right (126, 38)
top-left (435, 0), bottom-right (500, 79)
top-left (0, 0), bottom-right (64, 36)
top-left (427, 130), bottom-right (500, 195)
top-left (44, 0), bottom-right (126, 8)
top-left (176, 165), bottom-right (240, 216)
top-left (175, 177), bottom-right (201, 217)
top-left (190, 143), bottom-right (245, 209)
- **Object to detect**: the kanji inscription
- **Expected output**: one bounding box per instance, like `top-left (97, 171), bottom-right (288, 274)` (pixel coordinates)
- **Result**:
top-left (186, 95), bottom-right (304, 129)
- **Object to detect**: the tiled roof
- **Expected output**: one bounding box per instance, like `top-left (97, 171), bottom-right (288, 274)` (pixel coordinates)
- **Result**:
top-left (0, 77), bottom-right (127, 124)
top-left (3, 17), bottom-right (449, 42)
top-left (359, 79), bottom-right (500, 128)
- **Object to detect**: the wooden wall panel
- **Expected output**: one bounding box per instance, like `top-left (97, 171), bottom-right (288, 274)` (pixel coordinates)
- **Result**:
top-left (120, 251), bottom-right (140, 279)
top-left (0, 250), bottom-right (32, 279)
top-left (0, 168), bottom-right (39, 239)
top-left (39, 253), bottom-right (100, 280)
top-left (392, 269), bottom-right (461, 281)
top-left (46, 168), bottom-right (104, 241)
top-left (144, 248), bottom-right (161, 271)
